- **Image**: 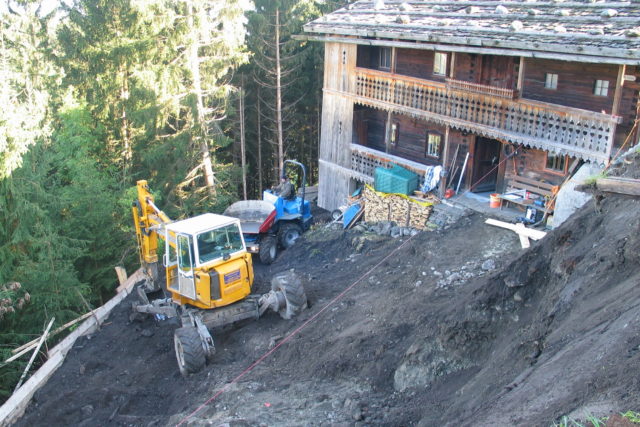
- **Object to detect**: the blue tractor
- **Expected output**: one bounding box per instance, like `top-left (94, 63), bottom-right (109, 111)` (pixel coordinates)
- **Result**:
top-left (224, 160), bottom-right (313, 264)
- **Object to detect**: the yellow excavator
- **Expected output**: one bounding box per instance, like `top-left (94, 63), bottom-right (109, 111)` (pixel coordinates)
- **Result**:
top-left (131, 180), bottom-right (307, 375)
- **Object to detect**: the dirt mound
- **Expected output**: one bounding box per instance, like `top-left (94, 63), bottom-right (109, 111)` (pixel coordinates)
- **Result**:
top-left (14, 155), bottom-right (640, 426)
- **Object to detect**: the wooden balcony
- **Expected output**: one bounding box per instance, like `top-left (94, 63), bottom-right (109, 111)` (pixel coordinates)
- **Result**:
top-left (445, 78), bottom-right (517, 100)
top-left (349, 144), bottom-right (430, 186)
top-left (352, 68), bottom-right (620, 163)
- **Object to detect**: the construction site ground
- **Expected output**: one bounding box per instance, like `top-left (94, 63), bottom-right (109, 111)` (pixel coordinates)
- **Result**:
top-left (14, 154), bottom-right (640, 426)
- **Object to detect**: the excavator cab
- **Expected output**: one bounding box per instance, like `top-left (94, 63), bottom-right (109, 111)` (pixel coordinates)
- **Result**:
top-left (162, 214), bottom-right (253, 309)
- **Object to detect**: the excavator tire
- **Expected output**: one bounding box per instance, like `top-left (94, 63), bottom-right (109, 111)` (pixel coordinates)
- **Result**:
top-left (278, 222), bottom-right (302, 249)
top-left (174, 327), bottom-right (206, 376)
top-left (259, 235), bottom-right (278, 264)
top-left (271, 271), bottom-right (307, 320)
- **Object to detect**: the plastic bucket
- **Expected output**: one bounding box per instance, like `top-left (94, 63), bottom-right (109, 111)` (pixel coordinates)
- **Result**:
top-left (489, 193), bottom-right (500, 208)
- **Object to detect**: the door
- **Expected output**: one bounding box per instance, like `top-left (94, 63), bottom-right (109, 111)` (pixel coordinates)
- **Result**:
top-left (479, 55), bottom-right (515, 89)
top-left (164, 232), bottom-right (179, 292)
top-left (177, 234), bottom-right (196, 300)
top-left (471, 138), bottom-right (501, 193)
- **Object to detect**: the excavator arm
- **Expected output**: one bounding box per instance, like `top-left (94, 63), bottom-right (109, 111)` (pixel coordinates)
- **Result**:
top-left (132, 180), bottom-right (173, 290)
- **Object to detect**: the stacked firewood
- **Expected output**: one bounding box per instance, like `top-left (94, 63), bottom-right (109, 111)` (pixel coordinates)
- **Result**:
top-left (363, 186), bottom-right (433, 230)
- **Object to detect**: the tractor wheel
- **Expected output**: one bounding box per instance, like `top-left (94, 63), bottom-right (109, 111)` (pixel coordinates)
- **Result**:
top-left (270, 271), bottom-right (307, 320)
top-left (259, 235), bottom-right (278, 264)
top-left (174, 327), bottom-right (206, 376)
top-left (278, 222), bottom-right (303, 249)
top-left (331, 209), bottom-right (343, 221)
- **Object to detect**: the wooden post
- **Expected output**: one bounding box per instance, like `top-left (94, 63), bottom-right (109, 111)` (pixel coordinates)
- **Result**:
top-left (449, 52), bottom-right (456, 79)
top-left (14, 318), bottom-right (55, 392)
top-left (384, 110), bottom-right (393, 153)
top-left (114, 266), bottom-right (128, 288)
top-left (391, 46), bottom-right (397, 73)
top-left (611, 64), bottom-right (626, 117)
top-left (440, 126), bottom-right (451, 197)
top-left (516, 57), bottom-right (525, 94)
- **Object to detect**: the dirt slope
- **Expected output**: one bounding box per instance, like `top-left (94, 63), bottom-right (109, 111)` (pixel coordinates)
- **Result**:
top-left (14, 156), bottom-right (640, 426)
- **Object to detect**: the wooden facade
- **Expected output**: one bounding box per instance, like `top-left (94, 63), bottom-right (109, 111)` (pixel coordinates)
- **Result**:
top-left (306, 1), bottom-right (640, 210)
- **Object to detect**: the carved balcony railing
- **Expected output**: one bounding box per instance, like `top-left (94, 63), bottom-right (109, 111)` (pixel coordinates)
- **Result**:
top-left (350, 144), bottom-right (430, 186)
top-left (445, 78), bottom-right (517, 99)
top-left (352, 68), bottom-right (620, 163)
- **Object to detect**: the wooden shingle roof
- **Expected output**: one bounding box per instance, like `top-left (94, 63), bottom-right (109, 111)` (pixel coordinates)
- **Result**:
top-left (304, 1), bottom-right (640, 64)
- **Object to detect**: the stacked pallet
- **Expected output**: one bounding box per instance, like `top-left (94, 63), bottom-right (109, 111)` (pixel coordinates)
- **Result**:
top-left (363, 185), bottom-right (434, 230)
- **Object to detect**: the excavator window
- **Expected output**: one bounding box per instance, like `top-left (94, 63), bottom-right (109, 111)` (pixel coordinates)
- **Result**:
top-left (196, 223), bottom-right (244, 264)
top-left (177, 234), bottom-right (194, 273)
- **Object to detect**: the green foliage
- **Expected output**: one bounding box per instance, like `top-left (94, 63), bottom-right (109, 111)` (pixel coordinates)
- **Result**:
top-left (621, 411), bottom-right (640, 423)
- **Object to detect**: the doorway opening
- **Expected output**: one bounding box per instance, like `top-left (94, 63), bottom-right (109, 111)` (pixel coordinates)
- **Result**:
top-left (471, 137), bottom-right (502, 193)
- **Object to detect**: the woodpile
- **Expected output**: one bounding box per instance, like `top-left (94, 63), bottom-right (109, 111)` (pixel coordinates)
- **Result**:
top-left (363, 185), bottom-right (435, 230)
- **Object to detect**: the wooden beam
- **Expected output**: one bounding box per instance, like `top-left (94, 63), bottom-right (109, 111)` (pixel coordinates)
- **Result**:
top-left (516, 56), bottom-right (525, 93)
top-left (115, 266), bottom-right (128, 288)
top-left (449, 52), bottom-right (456, 79)
top-left (485, 218), bottom-right (547, 241)
top-left (440, 126), bottom-right (451, 197)
top-left (515, 223), bottom-right (531, 249)
top-left (611, 64), bottom-right (626, 117)
top-left (595, 177), bottom-right (640, 196)
top-left (300, 35), bottom-right (640, 66)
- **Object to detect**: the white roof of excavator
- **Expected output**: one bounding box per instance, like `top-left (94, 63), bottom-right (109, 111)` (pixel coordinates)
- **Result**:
top-left (165, 213), bottom-right (240, 236)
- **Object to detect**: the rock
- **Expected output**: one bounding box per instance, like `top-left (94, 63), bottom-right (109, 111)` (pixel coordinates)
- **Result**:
top-left (446, 272), bottom-right (462, 284)
top-left (625, 27), bottom-right (640, 37)
top-left (140, 328), bottom-right (154, 337)
top-left (396, 15), bottom-right (410, 24)
top-left (554, 25), bottom-right (567, 33)
top-left (481, 259), bottom-right (496, 271)
top-left (373, 0), bottom-right (385, 10)
top-left (465, 6), bottom-right (479, 14)
top-left (394, 339), bottom-right (471, 391)
top-left (510, 20), bottom-right (523, 32)
top-left (433, 271), bottom-right (442, 277)
top-left (399, 2), bottom-right (413, 11)
top-left (504, 276), bottom-right (524, 288)
top-left (513, 292), bottom-right (523, 302)
top-left (81, 404), bottom-right (94, 417)
top-left (380, 221), bottom-right (394, 235)
top-left (268, 335), bottom-right (282, 349)
top-left (79, 364), bottom-right (85, 375)
top-left (495, 5), bottom-right (509, 14)
top-left (402, 227), bottom-right (412, 236)
top-left (410, 229), bottom-right (419, 236)
top-left (527, 8), bottom-right (541, 15)
top-left (352, 408), bottom-right (364, 421)
top-left (414, 280), bottom-right (423, 287)
top-left (601, 9), bottom-right (618, 18)
top-left (556, 9), bottom-right (570, 16)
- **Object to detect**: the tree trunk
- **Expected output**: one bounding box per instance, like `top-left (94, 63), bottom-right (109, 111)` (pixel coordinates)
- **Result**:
top-left (239, 80), bottom-right (247, 200)
top-left (257, 86), bottom-right (263, 194)
top-left (275, 8), bottom-right (284, 177)
top-left (187, 1), bottom-right (216, 197)
top-left (120, 63), bottom-right (131, 184)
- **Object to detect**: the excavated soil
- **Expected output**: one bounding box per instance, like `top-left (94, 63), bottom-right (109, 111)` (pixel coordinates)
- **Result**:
top-left (14, 155), bottom-right (640, 426)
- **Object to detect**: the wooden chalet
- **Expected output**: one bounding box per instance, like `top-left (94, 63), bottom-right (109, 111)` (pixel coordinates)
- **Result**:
top-left (304, 0), bottom-right (640, 210)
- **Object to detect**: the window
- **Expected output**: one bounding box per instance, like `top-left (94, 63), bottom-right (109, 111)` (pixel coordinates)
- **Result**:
top-left (196, 223), bottom-right (244, 264)
top-left (545, 73), bottom-right (558, 90)
top-left (545, 152), bottom-right (567, 173)
top-left (426, 133), bottom-right (441, 158)
top-left (379, 47), bottom-right (391, 70)
top-left (593, 80), bottom-right (609, 97)
top-left (389, 122), bottom-right (399, 146)
top-left (433, 52), bottom-right (447, 76)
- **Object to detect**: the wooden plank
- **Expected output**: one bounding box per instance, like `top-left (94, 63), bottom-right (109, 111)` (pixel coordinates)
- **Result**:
top-left (485, 218), bottom-right (547, 241)
top-left (115, 266), bottom-right (128, 287)
top-left (611, 64), bottom-right (626, 117)
top-left (595, 177), bottom-right (640, 196)
top-left (515, 223), bottom-right (531, 249)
